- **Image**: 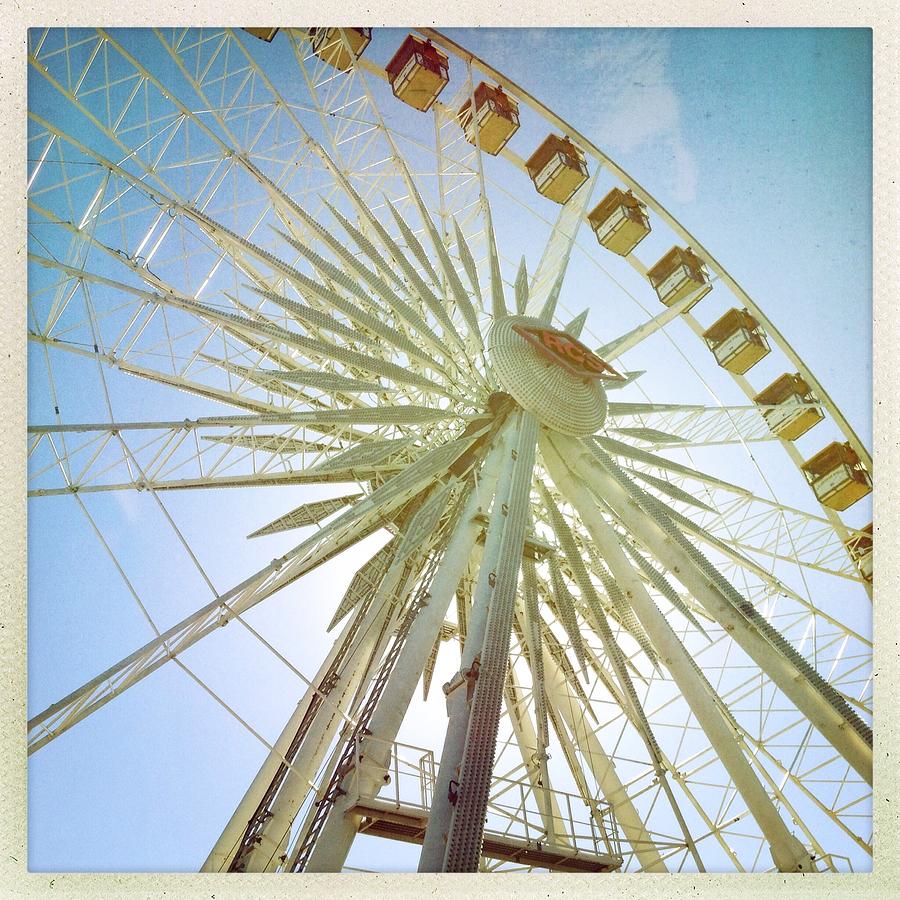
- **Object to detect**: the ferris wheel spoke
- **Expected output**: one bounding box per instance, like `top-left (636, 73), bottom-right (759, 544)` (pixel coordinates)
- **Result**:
top-left (609, 403), bottom-right (795, 448)
top-left (516, 561), bottom-right (549, 746)
top-left (237, 364), bottom-right (390, 396)
top-left (502, 671), bottom-right (570, 847)
top-left (451, 216), bottom-right (485, 309)
top-left (27, 432), bottom-right (342, 496)
top-left (595, 288), bottom-right (707, 362)
top-left (172, 228), bottom-right (454, 393)
top-left (525, 168), bottom-right (600, 323)
top-left (30, 325), bottom-right (325, 420)
top-left (544, 555), bottom-right (589, 678)
top-left (480, 206), bottom-right (508, 322)
top-left (332, 539), bottom-right (400, 635)
top-left (382, 196), bottom-right (444, 296)
top-left (193, 354), bottom-right (395, 409)
top-left (627, 466), bottom-right (717, 512)
top-left (27, 409), bottom-right (459, 497)
top-left (513, 256), bottom-right (529, 316)
top-left (619, 541), bottom-right (712, 640)
top-left (537, 493), bottom-right (705, 868)
top-left (585, 549), bottom-right (662, 668)
top-left (135, 282), bottom-right (453, 395)
top-left (537, 615), bottom-right (598, 718)
top-left (537, 485), bottom-right (660, 668)
top-left (319, 201), bottom-right (474, 377)
top-left (249, 493), bottom-right (364, 539)
top-left (390, 159), bottom-right (484, 351)
top-left (541, 431), bottom-right (822, 873)
top-left (255, 201), bottom-right (454, 371)
top-left (552, 432), bottom-right (873, 784)
top-left (541, 638), bottom-right (668, 872)
top-left (563, 308), bottom-right (590, 338)
top-left (322, 185), bottom-right (474, 363)
top-left (594, 432), bottom-right (742, 492)
top-left (246, 280), bottom-right (428, 373)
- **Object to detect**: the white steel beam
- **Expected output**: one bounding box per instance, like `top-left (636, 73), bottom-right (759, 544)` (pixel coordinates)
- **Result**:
top-left (545, 431), bottom-right (873, 786)
top-left (300, 426), bottom-right (512, 871)
top-left (539, 628), bottom-right (667, 872)
top-left (417, 417), bottom-right (522, 871)
top-left (441, 413), bottom-right (539, 871)
top-left (240, 558), bottom-right (411, 871)
top-left (541, 432), bottom-right (816, 873)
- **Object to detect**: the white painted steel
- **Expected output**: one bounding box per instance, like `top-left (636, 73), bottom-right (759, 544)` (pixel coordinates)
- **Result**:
top-left (27, 26), bottom-right (871, 875)
top-left (301, 429), bottom-right (512, 872)
top-left (541, 433), bottom-right (816, 873)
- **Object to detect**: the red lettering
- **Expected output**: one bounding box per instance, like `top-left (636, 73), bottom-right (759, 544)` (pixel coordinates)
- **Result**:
top-left (541, 332), bottom-right (569, 355)
top-left (565, 343), bottom-right (584, 363)
top-left (513, 323), bottom-right (624, 381)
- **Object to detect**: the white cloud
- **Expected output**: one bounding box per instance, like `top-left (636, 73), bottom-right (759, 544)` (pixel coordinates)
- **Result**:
top-left (670, 134), bottom-right (698, 203)
top-left (585, 31), bottom-right (697, 202)
top-left (458, 29), bottom-right (698, 203)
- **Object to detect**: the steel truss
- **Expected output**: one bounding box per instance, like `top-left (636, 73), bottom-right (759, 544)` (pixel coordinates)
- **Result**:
top-left (27, 27), bottom-right (871, 875)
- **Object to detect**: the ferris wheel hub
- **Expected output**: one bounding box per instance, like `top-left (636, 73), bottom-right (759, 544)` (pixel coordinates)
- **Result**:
top-left (487, 315), bottom-right (608, 436)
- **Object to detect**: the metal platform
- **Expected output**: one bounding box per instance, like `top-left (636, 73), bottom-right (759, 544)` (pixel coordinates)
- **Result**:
top-left (353, 797), bottom-right (622, 872)
top-left (319, 737), bottom-right (624, 873)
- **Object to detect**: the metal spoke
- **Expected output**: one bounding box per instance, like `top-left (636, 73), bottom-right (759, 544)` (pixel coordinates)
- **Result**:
top-left (28, 27), bottom-right (871, 877)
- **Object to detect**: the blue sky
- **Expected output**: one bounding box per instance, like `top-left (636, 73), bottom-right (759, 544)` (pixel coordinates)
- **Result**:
top-left (27, 27), bottom-right (872, 873)
top-left (443, 27), bottom-right (872, 442)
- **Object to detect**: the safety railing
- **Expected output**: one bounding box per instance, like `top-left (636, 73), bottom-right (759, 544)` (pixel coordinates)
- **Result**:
top-left (342, 736), bottom-right (623, 865)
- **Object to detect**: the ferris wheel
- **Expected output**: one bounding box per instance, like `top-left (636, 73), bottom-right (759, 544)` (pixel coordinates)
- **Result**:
top-left (26, 27), bottom-right (873, 874)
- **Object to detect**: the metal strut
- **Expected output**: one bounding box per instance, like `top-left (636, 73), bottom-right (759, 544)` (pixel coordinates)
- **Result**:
top-left (442, 413), bottom-right (539, 871)
top-left (588, 439), bottom-right (873, 751)
top-left (226, 582), bottom-right (383, 872)
top-left (289, 498), bottom-right (466, 871)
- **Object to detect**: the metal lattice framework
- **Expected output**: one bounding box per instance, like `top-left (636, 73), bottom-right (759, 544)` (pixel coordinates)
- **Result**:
top-left (27, 27), bottom-right (872, 874)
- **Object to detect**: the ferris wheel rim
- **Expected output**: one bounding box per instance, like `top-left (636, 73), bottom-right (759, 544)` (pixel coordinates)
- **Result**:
top-left (406, 26), bottom-right (871, 599)
top-left (25, 26), bottom-right (872, 875)
top-left (419, 26), bottom-right (870, 474)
